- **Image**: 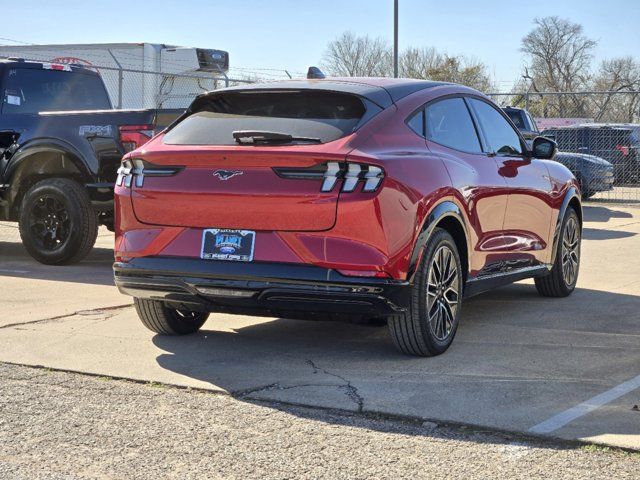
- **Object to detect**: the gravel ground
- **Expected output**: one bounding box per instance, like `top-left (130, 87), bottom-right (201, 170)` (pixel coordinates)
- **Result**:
top-left (0, 363), bottom-right (638, 479)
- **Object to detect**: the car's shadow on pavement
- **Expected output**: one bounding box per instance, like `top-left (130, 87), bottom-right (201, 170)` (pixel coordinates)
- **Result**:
top-left (581, 228), bottom-right (636, 240)
top-left (151, 283), bottom-right (640, 440)
top-left (583, 205), bottom-right (634, 222)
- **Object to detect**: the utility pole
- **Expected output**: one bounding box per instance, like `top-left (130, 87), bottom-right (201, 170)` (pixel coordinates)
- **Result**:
top-left (393, 0), bottom-right (399, 78)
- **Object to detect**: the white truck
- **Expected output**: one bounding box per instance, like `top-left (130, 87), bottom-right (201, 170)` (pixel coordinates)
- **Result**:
top-left (0, 43), bottom-right (229, 109)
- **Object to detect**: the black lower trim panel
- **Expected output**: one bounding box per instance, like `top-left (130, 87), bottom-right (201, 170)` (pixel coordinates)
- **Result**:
top-left (114, 257), bottom-right (411, 317)
top-left (463, 265), bottom-right (551, 298)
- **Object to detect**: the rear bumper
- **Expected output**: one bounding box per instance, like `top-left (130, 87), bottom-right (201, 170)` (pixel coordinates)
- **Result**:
top-left (114, 257), bottom-right (410, 318)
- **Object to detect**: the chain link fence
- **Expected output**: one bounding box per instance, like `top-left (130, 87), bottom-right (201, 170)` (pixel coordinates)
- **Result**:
top-left (0, 54), bottom-right (256, 110)
top-left (2, 53), bottom-right (639, 203)
top-left (86, 63), bottom-right (256, 109)
top-left (489, 91), bottom-right (640, 203)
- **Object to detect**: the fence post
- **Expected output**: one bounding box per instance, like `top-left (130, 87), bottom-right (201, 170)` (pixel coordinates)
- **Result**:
top-left (525, 92), bottom-right (529, 111)
top-left (107, 49), bottom-right (123, 109)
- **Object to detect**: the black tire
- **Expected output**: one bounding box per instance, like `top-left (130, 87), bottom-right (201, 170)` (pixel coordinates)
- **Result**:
top-left (18, 178), bottom-right (98, 265)
top-left (388, 228), bottom-right (463, 357)
top-left (134, 298), bottom-right (209, 335)
top-left (535, 208), bottom-right (581, 297)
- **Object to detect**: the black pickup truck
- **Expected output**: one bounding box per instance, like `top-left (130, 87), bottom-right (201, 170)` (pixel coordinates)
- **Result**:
top-left (0, 59), bottom-right (180, 264)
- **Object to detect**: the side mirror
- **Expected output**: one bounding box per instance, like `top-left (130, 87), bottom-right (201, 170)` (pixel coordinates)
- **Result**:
top-left (531, 136), bottom-right (557, 160)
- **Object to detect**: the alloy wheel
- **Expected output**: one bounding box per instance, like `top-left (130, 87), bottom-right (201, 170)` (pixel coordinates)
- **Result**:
top-left (28, 195), bottom-right (70, 251)
top-left (426, 245), bottom-right (460, 341)
top-left (561, 216), bottom-right (580, 286)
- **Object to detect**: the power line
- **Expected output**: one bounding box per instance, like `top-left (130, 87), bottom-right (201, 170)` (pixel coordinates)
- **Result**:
top-left (0, 37), bottom-right (36, 45)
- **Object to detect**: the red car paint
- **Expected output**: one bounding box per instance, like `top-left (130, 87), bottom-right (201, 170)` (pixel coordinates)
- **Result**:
top-left (114, 80), bottom-right (577, 282)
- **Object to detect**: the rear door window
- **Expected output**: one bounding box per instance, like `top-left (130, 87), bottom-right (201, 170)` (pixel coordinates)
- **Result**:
top-left (2, 67), bottom-right (112, 113)
top-left (424, 97), bottom-right (482, 153)
top-left (163, 90), bottom-right (372, 145)
top-left (469, 98), bottom-right (523, 156)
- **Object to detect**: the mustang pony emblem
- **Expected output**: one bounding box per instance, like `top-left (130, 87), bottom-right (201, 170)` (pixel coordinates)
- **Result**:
top-left (213, 169), bottom-right (243, 180)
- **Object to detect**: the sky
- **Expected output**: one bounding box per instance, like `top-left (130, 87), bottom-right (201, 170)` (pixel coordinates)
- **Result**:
top-left (1, 0), bottom-right (639, 92)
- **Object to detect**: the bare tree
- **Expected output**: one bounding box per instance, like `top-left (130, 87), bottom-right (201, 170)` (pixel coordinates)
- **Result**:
top-left (399, 46), bottom-right (441, 79)
top-left (521, 16), bottom-right (597, 117)
top-left (321, 31), bottom-right (392, 77)
top-left (591, 57), bottom-right (640, 122)
top-left (521, 16), bottom-right (596, 92)
top-left (426, 55), bottom-right (494, 92)
top-left (322, 34), bottom-right (494, 91)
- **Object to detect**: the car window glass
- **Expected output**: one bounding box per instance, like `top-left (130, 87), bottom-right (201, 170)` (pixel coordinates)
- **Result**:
top-left (470, 99), bottom-right (523, 156)
top-left (505, 110), bottom-right (525, 130)
top-left (164, 90), bottom-right (369, 145)
top-left (2, 68), bottom-right (112, 113)
top-left (424, 98), bottom-right (481, 153)
top-left (406, 109), bottom-right (424, 136)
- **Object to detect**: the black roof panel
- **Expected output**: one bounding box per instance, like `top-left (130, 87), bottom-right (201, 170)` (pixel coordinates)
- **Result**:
top-left (206, 78), bottom-right (449, 108)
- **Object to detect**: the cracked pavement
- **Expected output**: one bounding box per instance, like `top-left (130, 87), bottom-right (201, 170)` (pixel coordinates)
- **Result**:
top-left (1, 362), bottom-right (639, 480)
top-left (233, 359), bottom-right (365, 413)
top-left (1, 203), bottom-right (640, 472)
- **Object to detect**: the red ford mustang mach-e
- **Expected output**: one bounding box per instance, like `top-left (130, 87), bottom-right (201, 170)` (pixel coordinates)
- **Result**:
top-left (113, 77), bottom-right (582, 356)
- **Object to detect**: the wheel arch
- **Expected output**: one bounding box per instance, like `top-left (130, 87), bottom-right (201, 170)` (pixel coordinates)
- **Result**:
top-left (550, 186), bottom-right (582, 263)
top-left (407, 200), bottom-right (470, 284)
top-left (4, 140), bottom-right (91, 219)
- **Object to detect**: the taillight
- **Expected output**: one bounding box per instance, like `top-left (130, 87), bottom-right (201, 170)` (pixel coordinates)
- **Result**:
top-left (119, 124), bottom-right (154, 153)
top-left (616, 144), bottom-right (630, 156)
top-left (116, 159), bottom-right (182, 188)
top-left (274, 162), bottom-right (385, 193)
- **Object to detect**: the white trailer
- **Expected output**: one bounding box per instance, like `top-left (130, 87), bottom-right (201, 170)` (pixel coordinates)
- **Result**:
top-left (0, 43), bottom-right (229, 109)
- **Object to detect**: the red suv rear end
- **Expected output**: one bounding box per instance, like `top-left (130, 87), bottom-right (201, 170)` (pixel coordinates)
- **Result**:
top-left (114, 78), bottom-right (581, 356)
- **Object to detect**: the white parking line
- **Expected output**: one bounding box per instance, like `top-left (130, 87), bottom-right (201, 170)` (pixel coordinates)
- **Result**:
top-left (529, 374), bottom-right (640, 434)
top-left (0, 268), bottom-right (29, 274)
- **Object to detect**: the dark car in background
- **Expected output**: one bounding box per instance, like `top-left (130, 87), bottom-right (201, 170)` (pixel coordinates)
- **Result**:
top-left (503, 107), bottom-right (615, 198)
top-left (503, 106), bottom-right (539, 142)
top-left (541, 124), bottom-right (639, 186)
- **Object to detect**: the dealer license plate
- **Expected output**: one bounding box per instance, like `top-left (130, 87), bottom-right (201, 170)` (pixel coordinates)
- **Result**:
top-left (200, 229), bottom-right (256, 262)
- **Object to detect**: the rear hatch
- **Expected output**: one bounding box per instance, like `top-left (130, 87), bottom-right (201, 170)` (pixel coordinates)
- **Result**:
top-left (127, 89), bottom-right (378, 231)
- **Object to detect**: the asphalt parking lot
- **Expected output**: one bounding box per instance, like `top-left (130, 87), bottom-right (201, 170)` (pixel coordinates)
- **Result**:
top-left (0, 204), bottom-right (639, 452)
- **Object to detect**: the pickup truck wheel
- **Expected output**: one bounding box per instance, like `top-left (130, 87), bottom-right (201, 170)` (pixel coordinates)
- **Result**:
top-left (18, 178), bottom-right (98, 265)
top-left (388, 228), bottom-right (463, 356)
top-left (134, 298), bottom-right (209, 335)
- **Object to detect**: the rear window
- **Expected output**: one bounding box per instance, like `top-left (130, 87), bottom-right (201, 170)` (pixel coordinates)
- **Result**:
top-left (163, 90), bottom-right (369, 145)
top-left (2, 67), bottom-right (112, 113)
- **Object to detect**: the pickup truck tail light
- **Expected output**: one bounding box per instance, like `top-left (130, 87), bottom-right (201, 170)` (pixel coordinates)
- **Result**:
top-left (119, 124), bottom-right (154, 153)
top-left (273, 162), bottom-right (385, 193)
top-left (615, 144), bottom-right (630, 156)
